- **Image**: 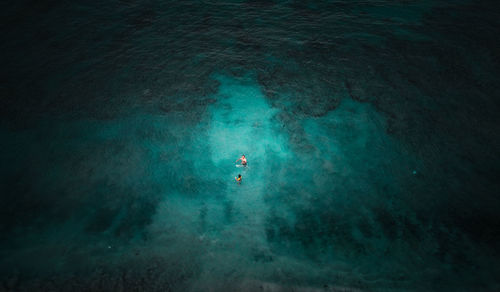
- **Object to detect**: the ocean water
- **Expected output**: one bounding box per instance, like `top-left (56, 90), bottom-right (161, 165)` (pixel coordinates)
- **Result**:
top-left (1, 0), bottom-right (500, 291)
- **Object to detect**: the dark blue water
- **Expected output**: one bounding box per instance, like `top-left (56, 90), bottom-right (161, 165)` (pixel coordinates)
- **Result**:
top-left (1, 1), bottom-right (500, 291)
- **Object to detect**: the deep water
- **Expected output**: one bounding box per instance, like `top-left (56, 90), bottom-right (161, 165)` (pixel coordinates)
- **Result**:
top-left (1, 0), bottom-right (500, 291)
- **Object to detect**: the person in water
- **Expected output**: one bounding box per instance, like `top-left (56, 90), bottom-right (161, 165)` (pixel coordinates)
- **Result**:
top-left (236, 154), bottom-right (247, 166)
top-left (235, 174), bottom-right (242, 183)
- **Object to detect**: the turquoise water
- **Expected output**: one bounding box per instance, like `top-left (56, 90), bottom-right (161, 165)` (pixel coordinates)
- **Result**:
top-left (1, 1), bottom-right (500, 291)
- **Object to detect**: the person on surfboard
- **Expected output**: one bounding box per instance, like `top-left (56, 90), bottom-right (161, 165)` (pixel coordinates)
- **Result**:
top-left (236, 154), bottom-right (247, 166)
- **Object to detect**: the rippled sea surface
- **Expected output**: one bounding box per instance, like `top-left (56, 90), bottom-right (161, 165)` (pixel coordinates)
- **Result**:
top-left (1, 1), bottom-right (500, 291)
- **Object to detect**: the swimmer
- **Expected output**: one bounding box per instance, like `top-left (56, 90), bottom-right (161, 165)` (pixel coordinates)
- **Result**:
top-left (236, 154), bottom-right (247, 166)
top-left (235, 174), bottom-right (242, 183)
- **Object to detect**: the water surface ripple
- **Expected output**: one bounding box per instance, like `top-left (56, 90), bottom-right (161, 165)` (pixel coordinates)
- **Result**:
top-left (1, 0), bottom-right (500, 291)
